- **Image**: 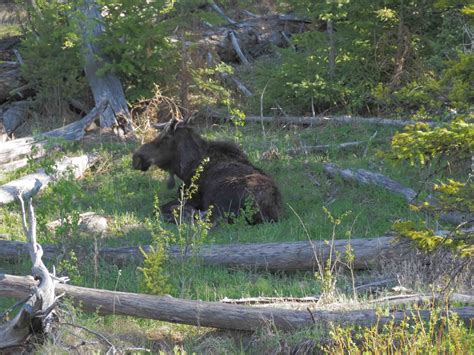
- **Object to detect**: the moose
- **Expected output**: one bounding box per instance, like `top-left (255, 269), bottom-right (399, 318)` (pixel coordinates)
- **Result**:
top-left (132, 119), bottom-right (282, 223)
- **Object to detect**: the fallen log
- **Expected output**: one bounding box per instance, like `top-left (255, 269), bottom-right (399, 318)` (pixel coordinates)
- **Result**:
top-left (244, 115), bottom-right (436, 127)
top-left (0, 154), bottom-right (96, 206)
top-left (323, 163), bottom-right (473, 225)
top-left (0, 235), bottom-right (415, 271)
top-left (288, 140), bottom-right (382, 155)
top-left (1, 273), bottom-right (472, 331)
top-left (0, 103), bottom-right (105, 172)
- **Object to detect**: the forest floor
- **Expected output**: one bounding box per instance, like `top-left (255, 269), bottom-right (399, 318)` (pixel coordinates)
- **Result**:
top-left (1, 118), bottom-right (472, 353)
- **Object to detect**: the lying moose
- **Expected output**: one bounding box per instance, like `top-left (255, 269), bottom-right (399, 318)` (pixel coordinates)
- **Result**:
top-left (132, 119), bottom-right (282, 223)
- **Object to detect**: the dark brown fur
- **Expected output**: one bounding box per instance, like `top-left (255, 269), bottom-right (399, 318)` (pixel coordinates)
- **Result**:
top-left (132, 122), bottom-right (282, 223)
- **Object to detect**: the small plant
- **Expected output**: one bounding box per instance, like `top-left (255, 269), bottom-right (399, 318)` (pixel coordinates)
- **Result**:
top-left (140, 158), bottom-right (213, 297)
top-left (325, 306), bottom-right (474, 353)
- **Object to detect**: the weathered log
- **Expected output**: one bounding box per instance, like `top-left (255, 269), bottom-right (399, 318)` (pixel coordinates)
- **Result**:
top-left (369, 293), bottom-right (474, 306)
top-left (0, 154), bottom-right (96, 206)
top-left (229, 30), bottom-right (250, 65)
top-left (323, 163), bottom-right (418, 202)
top-left (1, 274), bottom-right (473, 331)
top-left (0, 235), bottom-right (415, 271)
top-left (243, 115), bottom-right (436, 127)
top-left (288, 140), bottom-right (380, 155)
top-left (0, 194), bottom-right (59, 349)
top-left (323, 163), bottom-right (473, 225)
top-left (78, 0), bottom-right (132, 134)
top-left (0, 103), bottom-right (105, 173)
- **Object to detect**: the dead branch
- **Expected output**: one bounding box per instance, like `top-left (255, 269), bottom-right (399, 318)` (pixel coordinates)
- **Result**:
top-left (0, 190), bottom-right (59, 350)
top-left (229, 31), bottom-right (250, 65)
top-left (288, 140), bottom-right (383, 155)
top-left (1, 273), bottom-right (472, 331)
top-left (220, 296), bottom-right (319, 305)
top-left (209, 2), bottom-right (236, 25)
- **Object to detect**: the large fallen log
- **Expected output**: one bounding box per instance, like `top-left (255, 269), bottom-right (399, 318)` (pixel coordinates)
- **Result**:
top-left (1, 273), bottom-right (472, 331)
top-left (0, 235), bottom-right (415, 271)
top-left (243, 115), bottom-right (436, 127)
top-left (323, 163), bottom-right (473, 225)
top-left (0, 154), bottom-right (96, 206)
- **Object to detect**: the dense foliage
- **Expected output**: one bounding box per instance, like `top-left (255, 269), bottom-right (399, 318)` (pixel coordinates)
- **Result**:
top-left (20, 1), bottom-right (473, 117)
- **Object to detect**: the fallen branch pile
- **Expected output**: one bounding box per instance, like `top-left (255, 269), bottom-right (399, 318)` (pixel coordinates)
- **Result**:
top-left (1, 273), bottom-right (472, 331)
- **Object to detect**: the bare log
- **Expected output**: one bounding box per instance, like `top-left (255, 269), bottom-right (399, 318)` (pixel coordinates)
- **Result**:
top-left (1, 274), bottom-right (473, 331)
top-left (0, 235), bottom-right (415, 271)
top-left (78, 0), bottom-right (132, 134)
top-left (0, 154), bottom-right (96, 206)
top-left (243, 115), bottom-right (436, 127)
top-left (220, 296), bottom-right (319, 305)
top-left (323, 163), bottom-right (473, 225)
top-left (288, 141), bottom-right (378, 155)
top-left (0, 65), bottom-right (22, 102)
top-left (0, 104), bottom-right (104, 172)
top-left (0, 193), bottom-right (59, 349)
top-left (323, 163), bottom-right (418, 202)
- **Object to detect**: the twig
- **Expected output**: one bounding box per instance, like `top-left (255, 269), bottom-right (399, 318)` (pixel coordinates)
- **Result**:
top-left (355, 278), bottom-right (397, 292)
top-left (59, 322), bottom-right (116, 353)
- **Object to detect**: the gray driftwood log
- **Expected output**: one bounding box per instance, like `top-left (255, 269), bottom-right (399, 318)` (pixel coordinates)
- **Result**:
top-left (0, 235), bottom-right (414, 271)
top-left (1, 273), bottom-right (472, 331)
top-left (323, 163), bottom-right (473, 225)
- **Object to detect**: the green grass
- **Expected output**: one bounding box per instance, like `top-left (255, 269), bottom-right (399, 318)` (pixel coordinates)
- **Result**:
top-left (1, 121), bottom-right (467, 351)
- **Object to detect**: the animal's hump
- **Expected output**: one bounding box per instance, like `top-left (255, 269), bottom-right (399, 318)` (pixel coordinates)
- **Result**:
top-left (207, 141), bottom-right (249, 160)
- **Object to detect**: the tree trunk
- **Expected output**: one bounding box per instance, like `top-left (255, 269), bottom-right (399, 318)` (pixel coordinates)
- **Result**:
top-left (78, 0), bottom-right (132, 135)
top-left (1, 274), bottom-right (472, 331)
top-left (0, 235), bottom-right (415, 271)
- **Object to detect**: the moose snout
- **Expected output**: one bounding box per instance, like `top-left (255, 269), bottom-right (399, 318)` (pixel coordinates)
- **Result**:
top-left (132, 153), bottom-right (151, 171)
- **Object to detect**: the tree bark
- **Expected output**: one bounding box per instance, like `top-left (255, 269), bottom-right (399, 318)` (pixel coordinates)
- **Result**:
top-left (78, 0), bottom-right (132, 134)
top-left (0, 154), bottom-right (96, 206)
top-left (0, 235), bottom-right (415, 271)
top-left (1, 274), bottom-right (473, 331)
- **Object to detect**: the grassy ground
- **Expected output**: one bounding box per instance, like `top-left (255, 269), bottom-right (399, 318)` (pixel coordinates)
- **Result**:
top-left (0, 121), bottom-right (471, 352)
